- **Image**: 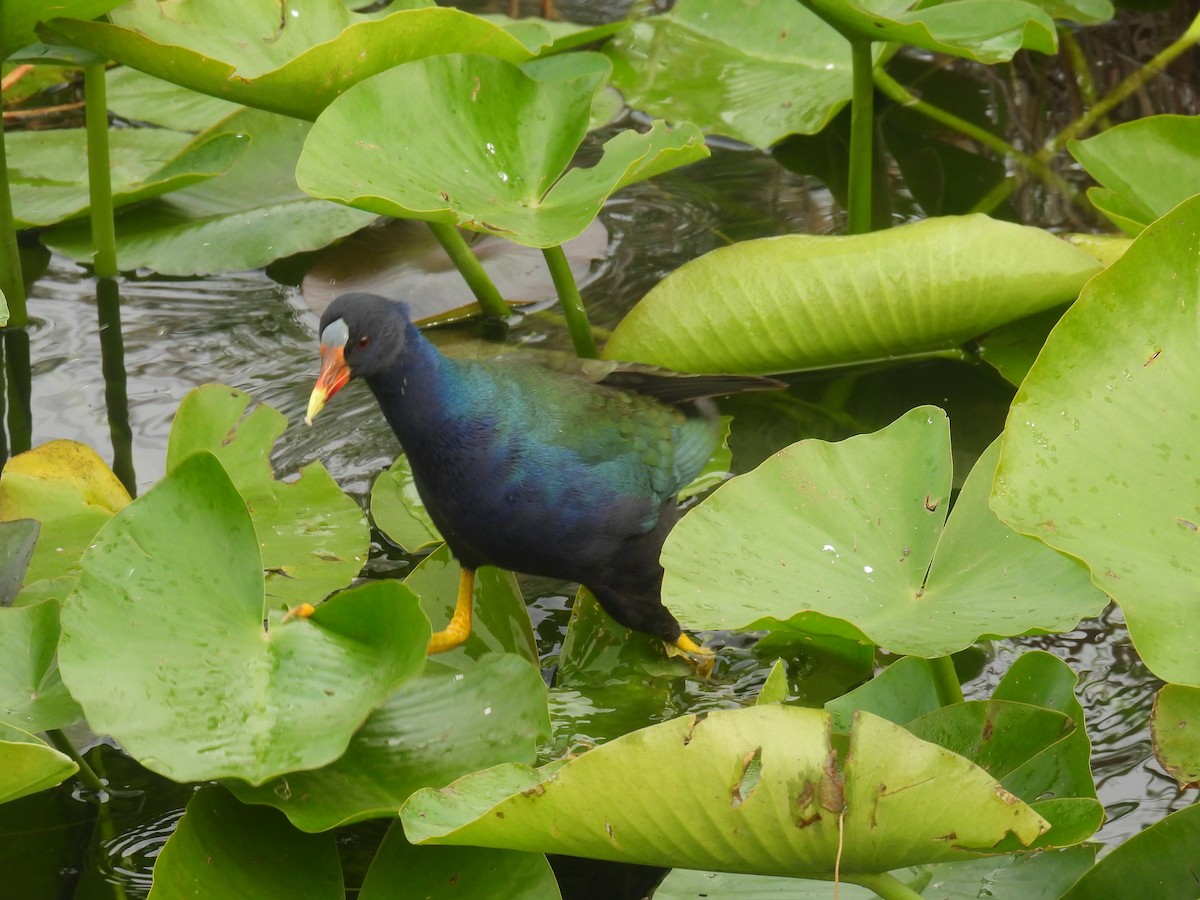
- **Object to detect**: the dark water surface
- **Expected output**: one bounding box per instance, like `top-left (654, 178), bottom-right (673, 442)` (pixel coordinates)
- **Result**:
top-left (5, 2), bottom-right (1199, 896)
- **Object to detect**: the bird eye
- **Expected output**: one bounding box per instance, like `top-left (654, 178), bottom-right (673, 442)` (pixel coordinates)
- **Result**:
top-left (356, 335), bottom-right (371, 349)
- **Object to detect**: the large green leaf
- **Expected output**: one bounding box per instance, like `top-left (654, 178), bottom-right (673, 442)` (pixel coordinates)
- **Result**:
top-left (40, 0), bottom-right (533, 121)
top-left (604, 0), bottom-right (883, 149)
top-left (0, 724), bottom-right (76, 805)
top-left (0, 519), bottom-right (38, 605)
top-left (298, 52), bottom-right (708, 248)
top-left (603, 215), bottom-right (1102, 374)
top-left (361, 823), bottom-right (560, 900)
top-left (106, 64), bottom-right (243, 132)
top-left (7, 127), bottom-right (244, 230)
top-left (1060, 802), bottom-right (1200, 899)
top-left (1151, 684), bottom-right (1200, 787)
top-left (58, 451), bottom-right (429, 785)
top-left (800, 0), bottom-right (1057, 61)
top-left (0, 440), bottom-right (131, 586)
top-left (1069, 114), bottom-right (1200, 235)
top-left (402, 706), bottom-right (1049, 875)
top-left (662, 409), bottom-right (1106, 657)
top-left (228, 654), bottom-right (550, 832)
top-left (992, 193), bottom-right (1200, 686)
top-left (1, 0), bottom-right (126, 59)
top-left (166, 384), bottom-right (368, 610)
top-left (371, 454), bottom-right (443, 554)
top-left (0, 601), bottom-right (81, 732)
top-left (43, 107), bottom-right (376, 276)
top-left (147, 786), bottom-right (342, 900)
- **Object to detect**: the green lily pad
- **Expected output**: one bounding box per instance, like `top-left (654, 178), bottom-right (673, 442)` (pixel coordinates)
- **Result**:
top-left (662, 409), bottom-right (1106, 657)
top-left (0, 440), bottom-right (131, 586)
top-left (7, 126), bottom-right (245, 230)
top-left (58, 451), bottom-right (429, 785)
top-left (603, 215), bottom-right (1102, 374)
top-left (107, 64), bottom-right (243, 132)
top-left (1151, 684), bottom-right (1200, 787)
top-left (41, 0), bottom-right (533, 121)
top-left (297, 52), bottom-right (708, 248)
top-left (1069, 115), bottom-right (1200, 235)
top-left (1060, 802), bottom-right (1200, 899)
top-left (43, 107), bottom-right (376, 276)
top-left (371, 455), bottom-right (443, 554)
top-left (0, 519), bottom-right (38, 605)
top-left (604, 0), bottom-right (881, 150)
top-left (148, 786), bottom-right (342, 900)
top-left (0, 601), bottom-right (82, 733)
top-left (403, 544), bottom-right (539, 671)
top-left (401, 706), bottom-right (1049, 875)
top-left (800, 0), bottom-right (1056, 62)
top-left (2, 0), bottom-right (126, 59)
top-left (755, 659), bottom-right (790, 706)
top-left (166, 384), bottom-right (368, 610)
top-left (0, 724), bottom-right (76, 805)
top-left (229, 653), bottom-right (549, 832)
top-left (361, 822), bottom-right (560, 900)
top-left (825, 656), bottom-right (944, 732)
top-left (975, 305), bottom-right (1069, 387)
top-left (992, 193), bottom-right (1200, 686)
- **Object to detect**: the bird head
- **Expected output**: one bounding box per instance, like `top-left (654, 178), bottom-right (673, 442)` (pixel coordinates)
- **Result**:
top-left (305, 293), bottom-right (411, 425)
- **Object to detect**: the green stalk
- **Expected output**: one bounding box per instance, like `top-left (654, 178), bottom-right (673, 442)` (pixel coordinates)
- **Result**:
top-left (967, 176), bottom-right (1018, 216)
top-left (4, 329), bottom-right (31, 455)
top-left (45, 729), bottom-right (106, 795)
top-left (426, 221), bottom-right (509, 318)
top-left (930, 654), bottom-right (965, 706)
top-left (1043, 11), bottom-right (1200, 156)
top-left (873, 69), bottom-right (1084, 208)
top-left (844, 872), bottom-right (930, 900)
top-left (846, 39), bottom-right (876, 234)
top-left (542, 243), bottom-right (597, 358)
top-left (97, 278), bottom-right (135, 495)
top-left (0, 120), bottom-right (28, 326)
top-left (83, 63), bottom-right (118, 279)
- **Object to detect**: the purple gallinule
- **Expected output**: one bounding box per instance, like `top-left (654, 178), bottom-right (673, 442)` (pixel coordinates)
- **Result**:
top-left (305, 293), bottom-right (781, 656)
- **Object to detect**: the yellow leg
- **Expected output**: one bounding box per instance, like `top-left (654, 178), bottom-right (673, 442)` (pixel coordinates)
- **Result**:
top-left (673, 633), bottom-right (712, 657)
top-left (671, 632), bottom-right (715, 678)
top-left (427, 568), bottom-right (475, 654)
top-left (282, 602), bottom-right (316, 622)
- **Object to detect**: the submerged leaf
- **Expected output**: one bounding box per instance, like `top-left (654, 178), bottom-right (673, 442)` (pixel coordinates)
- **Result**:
top-left (0, 724), bottom-right (77, 805)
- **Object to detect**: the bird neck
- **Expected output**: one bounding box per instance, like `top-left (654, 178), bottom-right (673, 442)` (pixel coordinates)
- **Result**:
top-left (361, 321), bottom-right (473, 446)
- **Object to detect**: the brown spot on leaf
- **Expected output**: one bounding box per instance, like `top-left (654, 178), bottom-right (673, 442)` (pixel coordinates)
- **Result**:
top-left (924, 494), bottom-right (939, 512)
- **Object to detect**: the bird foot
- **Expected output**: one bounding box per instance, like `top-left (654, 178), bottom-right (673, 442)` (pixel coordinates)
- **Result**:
top-left (282, 602), bottom-right (316, 622)
top-left (669, 633), bottom-right (716, 678)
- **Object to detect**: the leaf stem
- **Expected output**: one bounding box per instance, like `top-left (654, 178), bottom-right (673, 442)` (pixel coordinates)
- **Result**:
top-left (426, 222), bottom-right (510, 318)
top-left (45, 729), bottom-right (107, 795)
top-left (0, 118), bottom-right (27, 327)
top-left (97, 278), bottom-right (136, 495)
top-left (83, 63), bottom-right (118, 279)
top-left (873, 69), bottom-right (1083, 208)
top-left (1042, 11), bottom-right (1200, 156)
top-left (844, 872), bottom-right (929, 900)
top-left (542, 244), bottom-right (598, 358)
top-left (846, 39), bottom-right (876, 234)
top-left (930, 654), bottom-right (965, 706)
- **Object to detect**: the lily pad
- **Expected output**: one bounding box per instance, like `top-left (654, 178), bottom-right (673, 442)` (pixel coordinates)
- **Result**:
top-left (41, 0), bottom-right (534, 121)
top-left (7, 126), bottom-right (245, 230)
top-left (1151, 684), bottom-right (1200, 787)
top-left (166, 384), bottom-right (368, 609)
top-left (361, 823), bottom-right (560, 900)
top-left (297, 52), bottom-right (708, 248)
top-left (0, 724), bottom-right (76, 806)
top-left (401, 706), bottom-right (1050, 875)
top-left (148, 786), bottom-right (342, 900)
top-left (1060, 802), bottom-right (1200, 899)
top-left (991, 193), bottom-right (1200, 686)
top-left (107, 64), bottom-right (243, 132)
top-left (0, 440), bottom-right (131, 586)
top-left (0, 519), bottom-right (38, 605)
top-left (44, 107), bottom-right (376, 276)
top-left (371, 454), bottom-right (443, 555)
top-left (2, 0), bottom-right (126, 59)
top-left (58, 451), bottom-right (429, 785)
top-left (230, 655), bottom-right (550, 831)
top-left (1069, 115), bottom-right (1200, 235)
top-left (604, 0), bottom-right (879, 149)
top-left (0, 601), bottom-right (82, 733)
top-left (603, 215), bottom-right (1102, 374)
top-left (662, 409), bottom-right (1106, 657)
top-left (800, 0), bottom-right (1057, 62)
